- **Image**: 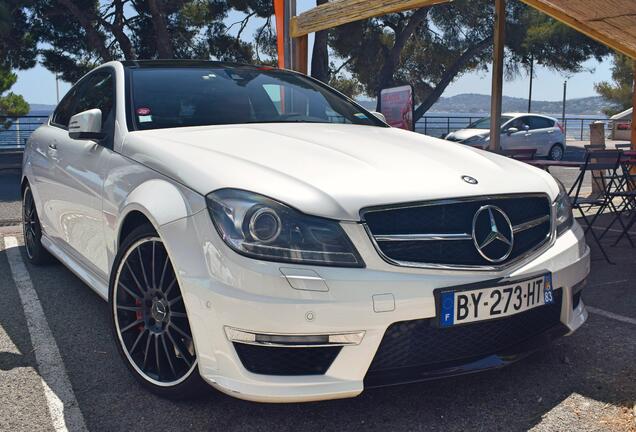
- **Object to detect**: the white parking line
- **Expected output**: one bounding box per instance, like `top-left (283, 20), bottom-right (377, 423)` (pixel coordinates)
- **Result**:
top-left (3, 236), bottom-right (88, 432)
top-left (587, 306), bottom-right (636, 326)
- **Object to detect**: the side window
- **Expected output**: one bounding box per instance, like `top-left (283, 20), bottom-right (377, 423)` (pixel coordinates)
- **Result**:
top-left (508, 117), bottom-right (530, 131)
top-left (73, 71), bottom-right (114, 122)
top-left (51, 87), bottom-right (80, 128)
top-left (528, 116), bottom-right (553, 130)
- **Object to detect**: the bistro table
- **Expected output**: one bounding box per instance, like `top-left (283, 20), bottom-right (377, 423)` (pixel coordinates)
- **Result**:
top-left (525, 160), bottom-right (584, 172)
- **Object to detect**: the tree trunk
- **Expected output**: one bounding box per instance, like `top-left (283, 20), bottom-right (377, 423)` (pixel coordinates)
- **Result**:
top-left (58, 0), bottom-right (111, 61)
top-left (147, 0), bottom-right (174, 59)
top-left (413, 36), bottom-right (492, 121)
top-left (310, 0), bottom-right (330, 83)
top-left (109, 0), bottom-right (136, 60)
top-left (375, 7), bottom-right (429, 110)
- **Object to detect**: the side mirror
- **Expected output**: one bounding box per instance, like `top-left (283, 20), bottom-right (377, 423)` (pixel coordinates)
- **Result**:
top-left (370, 111), bottom-right (387, 123)
top-left (506, 127), bottom-right (519, 135)
top-left (69, 109), bottom-right (104, 141)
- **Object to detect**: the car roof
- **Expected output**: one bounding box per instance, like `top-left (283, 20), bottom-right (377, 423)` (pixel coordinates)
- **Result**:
top-left (503, 112), bottom-right (558, 121)
top-left (119, 59), bottom-right (277, 71)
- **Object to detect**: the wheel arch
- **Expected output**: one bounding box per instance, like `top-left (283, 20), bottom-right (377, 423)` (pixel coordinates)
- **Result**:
top-left (115, 179), bottom-right (206, 252)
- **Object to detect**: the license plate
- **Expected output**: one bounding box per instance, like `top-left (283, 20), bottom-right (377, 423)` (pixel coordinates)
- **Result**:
top-left (438, 274), bottom-right (554, 327)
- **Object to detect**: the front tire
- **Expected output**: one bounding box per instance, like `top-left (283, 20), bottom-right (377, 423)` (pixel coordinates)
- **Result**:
top-left (548, 143), bottom-right (564, 161)
top-left (22, 185), bottom-right (54, 265)
top-left (109, 224), bottom-right (208, 399)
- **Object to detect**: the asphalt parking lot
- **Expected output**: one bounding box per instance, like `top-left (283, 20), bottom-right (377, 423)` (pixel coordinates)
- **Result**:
top-left (1, 167), bottom-right (635, 431)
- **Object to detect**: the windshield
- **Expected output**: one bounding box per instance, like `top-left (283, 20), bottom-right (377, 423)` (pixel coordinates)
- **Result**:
top-left (467, 116), bottom-right (513, 129)
top-left (128, 66), bottom-right (384, 130)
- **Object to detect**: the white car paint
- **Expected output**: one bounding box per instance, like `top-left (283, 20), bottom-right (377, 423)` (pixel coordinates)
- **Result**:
top-left (22, 61), bottom-right (589, 402)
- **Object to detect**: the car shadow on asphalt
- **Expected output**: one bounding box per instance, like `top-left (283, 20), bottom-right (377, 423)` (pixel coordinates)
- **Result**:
top-left (0, 232), bottom-right (634, 431)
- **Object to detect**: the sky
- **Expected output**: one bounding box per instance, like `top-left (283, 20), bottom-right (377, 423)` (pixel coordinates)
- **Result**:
top-left (11, 4), bottom-right (613, 107)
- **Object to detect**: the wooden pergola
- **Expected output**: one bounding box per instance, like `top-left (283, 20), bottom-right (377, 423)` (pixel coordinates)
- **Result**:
top-left (274, 0), bottom-right (636, 150)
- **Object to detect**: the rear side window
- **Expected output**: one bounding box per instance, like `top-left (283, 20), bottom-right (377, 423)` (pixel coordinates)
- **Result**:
top-left (528, 116), bottom-right (554, 130)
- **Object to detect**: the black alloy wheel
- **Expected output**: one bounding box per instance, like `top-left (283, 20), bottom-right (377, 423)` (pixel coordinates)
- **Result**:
top-left (22, 185), bottom-right (53, 264)
top-left (110, 224), bottom-right (207, 399)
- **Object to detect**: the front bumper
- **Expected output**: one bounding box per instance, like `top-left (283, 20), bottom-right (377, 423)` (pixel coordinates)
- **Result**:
top-left (159, 210), bottom-right (590, 403)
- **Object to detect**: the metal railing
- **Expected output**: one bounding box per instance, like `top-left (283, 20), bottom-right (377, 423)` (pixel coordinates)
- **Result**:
top-left (415, 115), bottom-right (608, 141)
top-left (0, 116), bottom-right (49, 150)
top-left (0, 114), bottom-right (611, 150)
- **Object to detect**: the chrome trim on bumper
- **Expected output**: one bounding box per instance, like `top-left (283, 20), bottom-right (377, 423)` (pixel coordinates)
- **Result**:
top-left (225, 327), bottom-right (365, 348)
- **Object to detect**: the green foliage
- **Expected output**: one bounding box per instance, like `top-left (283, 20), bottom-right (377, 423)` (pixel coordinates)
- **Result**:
top-left (329, 75), bottom-right (362, 98)
top-left (594, 54), bottom-right (634, 116)
top-left (3, 0), bottom-right (276, 83)
top-left (329, 0), bottom-right (609, 117)
top-left (0, 67), bottom-right (29, 128)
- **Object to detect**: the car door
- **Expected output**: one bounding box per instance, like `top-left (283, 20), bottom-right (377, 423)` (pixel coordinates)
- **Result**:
top-left (47, 68), bottom-right (116, 276)
top-left (29, 84), bottom-right (88, 242)
top-left (527, 116), bottom-right (556, 156)
top-left (501, 117), bottom-right (530, 150)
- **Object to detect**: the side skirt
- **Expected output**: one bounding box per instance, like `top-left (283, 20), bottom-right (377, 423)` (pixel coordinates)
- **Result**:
top-left (41, 234), bottom-right (109, 301)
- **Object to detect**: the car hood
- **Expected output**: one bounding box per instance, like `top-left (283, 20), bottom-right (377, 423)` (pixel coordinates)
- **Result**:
top-left (446, 128), bottom-right (490, 141)
top-left (123, 123), bottom-right (559, 221)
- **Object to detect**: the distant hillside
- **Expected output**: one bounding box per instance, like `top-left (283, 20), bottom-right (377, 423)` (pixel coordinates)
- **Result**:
top-left (28, 104), bottom-right (56, 116)
top-left (429, 93), bottom-right (607, 116)
top-left (358, 93), bottom-right (610, 116)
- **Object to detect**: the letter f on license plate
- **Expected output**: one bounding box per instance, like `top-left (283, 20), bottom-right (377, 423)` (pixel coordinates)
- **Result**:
top-left (439, 274), bottom-right (554, 327)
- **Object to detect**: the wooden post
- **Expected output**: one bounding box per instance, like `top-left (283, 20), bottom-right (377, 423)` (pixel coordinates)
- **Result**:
top-left (284, 0), bottom-right (295, 69)
top-left (489, 0), bottom-right (505, 152)
top-left (292, 34), bottom-right (308, 74)
top-left (632, 59), bottom-right (636, 151)
top-left (273, 0), bottom-right (286, 69)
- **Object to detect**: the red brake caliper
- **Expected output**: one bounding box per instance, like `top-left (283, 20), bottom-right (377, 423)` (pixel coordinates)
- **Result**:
top-left (135, 299), bottom-right (144, 331)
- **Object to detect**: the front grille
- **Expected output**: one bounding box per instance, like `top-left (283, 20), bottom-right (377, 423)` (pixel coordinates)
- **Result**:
top-left (363, 195), bottom-right (551, 268)
top-left (367, 289), bottom-right (562, 375)
top-left (233, 343), bottom-right (341, 376)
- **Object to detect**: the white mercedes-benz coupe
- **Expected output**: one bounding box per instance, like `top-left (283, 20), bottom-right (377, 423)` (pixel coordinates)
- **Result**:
top-left (22, 60), bottom-right (589, 402)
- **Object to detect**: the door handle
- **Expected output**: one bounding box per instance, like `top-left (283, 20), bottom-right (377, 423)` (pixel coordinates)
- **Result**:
top-left (48, 143), bottom-right (57, 150)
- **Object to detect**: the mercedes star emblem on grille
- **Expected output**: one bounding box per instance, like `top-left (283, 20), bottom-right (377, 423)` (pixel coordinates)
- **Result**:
top-left (472, 205), bottom-right (514, 263)
top-left (462, 175), bottom-right (478, 184)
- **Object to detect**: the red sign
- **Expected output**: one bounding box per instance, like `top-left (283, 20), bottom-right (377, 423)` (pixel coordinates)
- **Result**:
top-left (380, 85), bottom-right (414, 131)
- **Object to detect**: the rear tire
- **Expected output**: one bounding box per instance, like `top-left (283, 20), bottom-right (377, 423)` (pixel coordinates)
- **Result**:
top-left (22, 185), bottom-right (54, 265)
top-left (548, 144), bottom-right (564, 161)
top-left (109, 224), bottom-right (208, 399)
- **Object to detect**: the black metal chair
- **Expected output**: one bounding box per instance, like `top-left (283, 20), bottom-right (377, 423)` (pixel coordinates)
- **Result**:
top-left (601, 151), bottom-right (636, 246)
top-left (567, 150), bottom-right (624, 263)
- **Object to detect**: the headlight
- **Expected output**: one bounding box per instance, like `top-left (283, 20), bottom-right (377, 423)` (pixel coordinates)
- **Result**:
top-left (206, 189), bottom-right (364, 267)
top-left (554, 180), bottom-right (573, 236)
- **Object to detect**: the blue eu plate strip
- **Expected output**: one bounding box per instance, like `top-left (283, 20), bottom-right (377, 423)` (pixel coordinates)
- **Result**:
top-left (440, 291), bottom-right (455, 327)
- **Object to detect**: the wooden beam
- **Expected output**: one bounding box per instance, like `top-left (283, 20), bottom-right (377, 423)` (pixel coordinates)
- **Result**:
top-left (489, 0), bottom-right (505, 152)
top-left (519, 0), bottom-right (636, 59)
top-left (290, 0), bottom-right (450, 37)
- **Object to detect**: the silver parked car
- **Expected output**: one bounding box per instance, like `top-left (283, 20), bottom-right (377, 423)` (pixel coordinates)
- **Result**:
top-left (445, 113), bottom-right (566, 160)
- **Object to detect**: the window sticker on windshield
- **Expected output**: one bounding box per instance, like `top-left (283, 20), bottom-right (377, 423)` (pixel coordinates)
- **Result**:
top-left (354, 113), bottom-right (368, 119)
top-left (136, 107), bottom-right (152, 123)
